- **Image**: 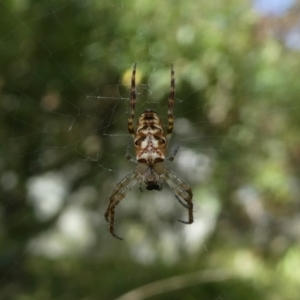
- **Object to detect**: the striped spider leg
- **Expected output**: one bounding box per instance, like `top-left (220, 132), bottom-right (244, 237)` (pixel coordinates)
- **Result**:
top-left (104, 63), bottom-right (193, 240)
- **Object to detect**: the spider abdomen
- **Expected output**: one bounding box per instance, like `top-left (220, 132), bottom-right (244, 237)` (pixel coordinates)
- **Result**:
top-left (135, 110), bottom-right (167, 165)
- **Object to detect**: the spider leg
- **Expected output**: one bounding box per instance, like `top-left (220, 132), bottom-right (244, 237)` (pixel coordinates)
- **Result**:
top-left (104, 171), bottom-right (138, 240)
top-left (125, 139), bottom-right (137, 163)
top-left (167, 64), bottom-right (175, 140)
top-left (166, 145), bottom-right (180, 161)
top-left (175, 195), bottom-right (189, 209)
top-left (163, 168), bottom-right (193, 224)
top-left (128, 63), bottom-right (137, 139)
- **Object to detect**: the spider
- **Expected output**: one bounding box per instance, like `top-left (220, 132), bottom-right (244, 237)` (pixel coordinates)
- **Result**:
top-left (104, 63), bottom-right (193, 240)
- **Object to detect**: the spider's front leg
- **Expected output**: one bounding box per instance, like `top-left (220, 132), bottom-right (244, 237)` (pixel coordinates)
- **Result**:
top-left (163, 168), bottom-right (193, 224)
top-left (104, 171), bottom-right (138, 240)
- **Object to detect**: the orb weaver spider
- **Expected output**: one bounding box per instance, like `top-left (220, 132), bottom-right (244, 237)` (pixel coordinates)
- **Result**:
top-left (104, 63), bottom-right (193, 240)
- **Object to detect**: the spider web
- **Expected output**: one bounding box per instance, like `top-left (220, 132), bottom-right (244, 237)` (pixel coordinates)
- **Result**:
top-left (1, 0), bottom-right (299, 298)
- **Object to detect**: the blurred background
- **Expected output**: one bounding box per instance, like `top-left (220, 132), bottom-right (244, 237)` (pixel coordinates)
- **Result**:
top-left (1, 0), bottom-right (300, 299)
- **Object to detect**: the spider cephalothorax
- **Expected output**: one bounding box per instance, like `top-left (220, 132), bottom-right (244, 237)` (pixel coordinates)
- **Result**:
top-left (104, 63), bottom-right (193, 240)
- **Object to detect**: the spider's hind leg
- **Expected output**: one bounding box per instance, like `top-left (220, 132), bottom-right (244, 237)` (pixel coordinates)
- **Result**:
top-left (128, 63), bottom-right (137, 139)
top-left (166, 146), bottom-right (180, 161)
top-left (125, 139), bottom-right (137, 163)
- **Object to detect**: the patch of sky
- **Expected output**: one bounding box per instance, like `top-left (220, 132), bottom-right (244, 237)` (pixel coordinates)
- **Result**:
top-left (253, 0), bottom-right (294, 16)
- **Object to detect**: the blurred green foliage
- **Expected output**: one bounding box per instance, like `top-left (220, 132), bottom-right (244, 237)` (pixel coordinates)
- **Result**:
top-left (1, 0), bottom-right (300, 299)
